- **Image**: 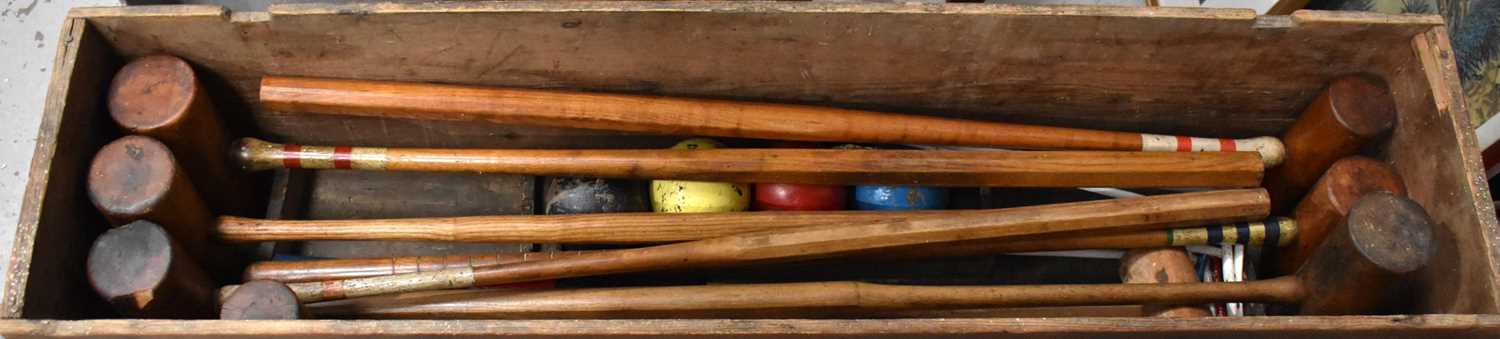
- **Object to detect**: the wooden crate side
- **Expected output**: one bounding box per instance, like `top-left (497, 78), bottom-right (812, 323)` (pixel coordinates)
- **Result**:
top-left (257, 3), bottom-right (1431, 138)
top-left (1378, 27), bottom-right (1500, 314)
top-left (0, 18), bottom-right (122, 319)
top-left (0, 316), bottom-right (1497, 338)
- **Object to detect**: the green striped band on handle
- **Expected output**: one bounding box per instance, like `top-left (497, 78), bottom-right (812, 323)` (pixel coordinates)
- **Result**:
top-left (1166, 217), bottom-right (1296, 247)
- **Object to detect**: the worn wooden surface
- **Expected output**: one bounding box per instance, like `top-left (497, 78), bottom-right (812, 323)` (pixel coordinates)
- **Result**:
top-left (1295, 192), bottom-right (1434, 315)
top-left (87, 221), bottom-right (215, 319)
top-left (74, 4), bottom-right (1439, 144)
top-left (1121, 247), bottom-right (1208, 317)
top-left (5, 1), bottom-right (1492, 336)
top-left (296, 170), bottom-right (532, 258)
top-left (1262, 75), bottom-right (1397, 212)
top-left (1379, 28), bottom-right (1500, 314)
top-left (1, 18), bottom-right (120, 319)
top-left (1, 315), bottom-right (1498, 338)
top-left (86, 136), bottom-right (246, 282)
top-left (107, 55), bottom-right (258, 216)
top-left (1271, 156), bottom-right (1405, 275)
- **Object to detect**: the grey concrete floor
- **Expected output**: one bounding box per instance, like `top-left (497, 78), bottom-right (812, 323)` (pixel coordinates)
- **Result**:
top-left (0, 0), bottom-right (120, 301)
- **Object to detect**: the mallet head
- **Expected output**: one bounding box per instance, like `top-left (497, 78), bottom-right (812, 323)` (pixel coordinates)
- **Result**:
top-left (1295, 192), bottom-right (1433, 315)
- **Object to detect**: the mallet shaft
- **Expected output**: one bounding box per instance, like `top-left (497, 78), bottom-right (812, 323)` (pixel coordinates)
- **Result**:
top-left (235, 138), bottom-right (1263, 188)
top-left (260, 76), bottom-right (1284, 166)
top-left (303, 279), bottom-right (1303, 319)
top-left (231, 189), bottom-right (1268, 302)
top-left (240, 218), bottom-right (1297, 284)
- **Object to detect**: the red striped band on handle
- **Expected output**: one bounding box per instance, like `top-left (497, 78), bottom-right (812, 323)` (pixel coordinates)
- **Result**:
top-left (1219, 139), bottom-right (1237, 152)
top-left (282, 143), bottom-right (303, 169)
top-left (333, 146), bottom-right (354, 169)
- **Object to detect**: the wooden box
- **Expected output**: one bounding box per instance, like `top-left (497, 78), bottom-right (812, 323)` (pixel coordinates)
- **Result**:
top-left (3, 1), bottom-right (1499, 337)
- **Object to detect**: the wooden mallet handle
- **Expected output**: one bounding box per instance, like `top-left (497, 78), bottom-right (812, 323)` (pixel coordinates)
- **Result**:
top-left (224, 189), bottom-right (1269, 303)
top-left (259, 76), bottom-right (1285, 167)
top-left (218, 206), bottom-right (1294, 244)
top-left (249, 192), bottom-right (1432, 317)
top-left (241, 218), bottom-right (1296, 283)
top-left (232, 138), bottom-right (1263, 188)
top-left (303, 279), bottom-right (1301, 319)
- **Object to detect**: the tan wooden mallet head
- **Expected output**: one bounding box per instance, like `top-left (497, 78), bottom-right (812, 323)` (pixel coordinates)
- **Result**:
top-left (1265, 75), bottom-right (1398, 212)
top-left (108, 55), bottom-right (252, 215)
top-left (221, 280), bottom-right (302, 320)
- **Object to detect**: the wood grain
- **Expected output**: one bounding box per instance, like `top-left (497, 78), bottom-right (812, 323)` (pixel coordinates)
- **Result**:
top-left (249, 189), bottom-right (1268, 302)
top-left (3, 17), bottom-right (120, 319)
top-left (1384, 28), bottom-right (1500, 314)
top-left (234, 138), bottom-right (1266, 187)
top-left (259, 76), bottom-right (1285, 166)
top-left (239, 218), bottom-right (1294, 283)
top-left (302, 280), bottom-right (1300, 319)
top-left (107, 55), bottom-right (256, 216)
top-left (1262, 75), bottom-right (1397, 212)
top-left (11, 1), bottom-right (1496, 335)
top-left (218, 208), bottom-right (1295, 245)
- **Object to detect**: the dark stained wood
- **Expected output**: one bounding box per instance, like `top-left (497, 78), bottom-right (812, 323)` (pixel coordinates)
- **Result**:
top-left (295, 170), bottom-right (532, 259)
top-left (107, 54), bottom-right (256, 216)
top-left (1263, 75), bottom-right (1397, 212)
top-left (85, 136), bottom-right (245, 283)
top-left (1121, 247), bottom-right (1209, 317)
top-left (87, 221), bottom-right (215, 318)
top-left (1273, 157), bottom-right (1405, 275)
top-left (1296, 192), bottom-right (1433, 315)
top-left (220, 281), bottom-right (300, 320)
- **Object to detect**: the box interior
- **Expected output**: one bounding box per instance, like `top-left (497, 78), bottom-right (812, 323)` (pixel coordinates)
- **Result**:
top-left (6, 1), bottom-right (1496, 325)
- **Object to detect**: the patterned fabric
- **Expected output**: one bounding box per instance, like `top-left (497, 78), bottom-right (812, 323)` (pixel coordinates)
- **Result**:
top-left (1314, 0), bottom-right (1500, 125)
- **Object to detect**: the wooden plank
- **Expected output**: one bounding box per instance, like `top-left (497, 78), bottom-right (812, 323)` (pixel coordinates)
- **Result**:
top-left (1375, 27), bottom-right (1500, 314)
top-left (0, 315), bottom-right (1498, 338)
top-left (254, 2), bottom-right (1429, 138)
top-left (1, 19), bottom-right (121, 319)
top-left (296, 171), bottom-right (533, 258)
